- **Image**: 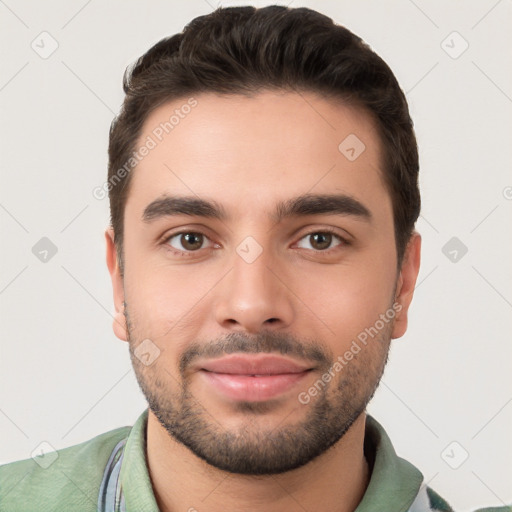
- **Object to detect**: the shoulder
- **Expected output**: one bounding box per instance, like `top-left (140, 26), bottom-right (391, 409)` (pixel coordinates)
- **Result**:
top-left (0, 425), bottom-right (131, 512)
top-left (421, 486), bottom-right (512, 512)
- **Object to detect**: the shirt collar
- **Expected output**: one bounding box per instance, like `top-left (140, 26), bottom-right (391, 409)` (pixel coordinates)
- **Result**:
top-left (355, 414), bottom-right (424, 511)
top-left (119, 409), bottom-right (424, 511)
top-left (118, 409), bottom-right (159, 510)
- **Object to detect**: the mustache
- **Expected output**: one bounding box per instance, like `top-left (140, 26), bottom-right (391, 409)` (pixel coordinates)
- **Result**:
top-left (179, 330), bottom-right (331, 375)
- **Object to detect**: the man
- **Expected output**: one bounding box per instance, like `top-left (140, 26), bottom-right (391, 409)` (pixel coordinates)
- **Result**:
top-left (0, 5), bottom-right (509, 512)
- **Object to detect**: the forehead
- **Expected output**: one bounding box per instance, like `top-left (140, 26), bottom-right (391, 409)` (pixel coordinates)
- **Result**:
top-left (125, 90), bottom-right (390, 224)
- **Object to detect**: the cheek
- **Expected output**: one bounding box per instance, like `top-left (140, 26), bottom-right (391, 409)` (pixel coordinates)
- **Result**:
top-left (123, 259), bottom-right (217, 342)
top-left (293, 258), bottom-right (395, 350)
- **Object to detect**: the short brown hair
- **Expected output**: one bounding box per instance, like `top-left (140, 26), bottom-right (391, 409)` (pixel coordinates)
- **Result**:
top-left (108, 5), bottom-right (420, 274)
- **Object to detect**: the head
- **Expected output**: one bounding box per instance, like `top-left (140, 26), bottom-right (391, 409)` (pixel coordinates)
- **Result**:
top-left (105, 5), bottom-right (421, 475)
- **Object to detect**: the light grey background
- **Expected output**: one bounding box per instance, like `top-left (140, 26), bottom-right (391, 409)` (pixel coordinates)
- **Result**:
top-left (1, 0), bottom-right (511, 509)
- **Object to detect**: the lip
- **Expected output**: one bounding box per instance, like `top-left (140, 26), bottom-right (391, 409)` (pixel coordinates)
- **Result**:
top-left (196, 354), bottom-right (314, 402)
top-left (198, 354), bottom-right (314, 375)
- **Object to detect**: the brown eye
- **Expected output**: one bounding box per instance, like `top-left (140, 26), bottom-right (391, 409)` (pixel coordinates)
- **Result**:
top-left (296, 231), bottom-right (345, 252)
top-left (309, 233), bottom-right (332, 250)
top-left (181, 233), bottom-right (203, 250)
top-left (167, 232), bottom-right (208, 252)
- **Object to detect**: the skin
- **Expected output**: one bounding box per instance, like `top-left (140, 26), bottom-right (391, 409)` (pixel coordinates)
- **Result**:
top-left (106, 90), bottom-right (421, 512)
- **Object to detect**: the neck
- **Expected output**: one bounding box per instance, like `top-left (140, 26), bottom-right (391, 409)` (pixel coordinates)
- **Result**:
top-left (146, 411), bottom-right (370, 512)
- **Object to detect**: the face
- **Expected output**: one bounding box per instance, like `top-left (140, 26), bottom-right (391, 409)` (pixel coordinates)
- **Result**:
top-left (106, 90), bottom-right (420, 475)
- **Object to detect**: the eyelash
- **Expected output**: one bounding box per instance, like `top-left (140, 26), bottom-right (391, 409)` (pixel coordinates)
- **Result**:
top-left (160, 227), bottom-right (350, 257)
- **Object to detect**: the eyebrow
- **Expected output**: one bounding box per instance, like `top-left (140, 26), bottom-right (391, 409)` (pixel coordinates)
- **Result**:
top-left (142, 193), bottom-right (372, 224)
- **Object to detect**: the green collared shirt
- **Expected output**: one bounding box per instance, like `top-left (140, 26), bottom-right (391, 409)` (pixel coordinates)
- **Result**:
top-left (0, 410), bottom-right (510, 511)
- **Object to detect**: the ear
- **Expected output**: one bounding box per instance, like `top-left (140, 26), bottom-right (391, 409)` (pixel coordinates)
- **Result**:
top-left (392, 231), bottom-right (421, 339)
top-left (105, 227), bottom-right (128, 342)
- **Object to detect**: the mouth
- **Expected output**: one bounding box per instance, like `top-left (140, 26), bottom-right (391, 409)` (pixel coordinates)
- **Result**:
top-left (196, 354), bottom-right (315, 402)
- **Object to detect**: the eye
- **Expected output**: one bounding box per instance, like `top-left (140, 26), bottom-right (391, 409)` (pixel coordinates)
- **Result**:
top-left (295, 230), bottom-right (348, 252)
top-left (164, 231), bottom-right (213, 253)
top-left (161, 228), bottom-right (349, 257)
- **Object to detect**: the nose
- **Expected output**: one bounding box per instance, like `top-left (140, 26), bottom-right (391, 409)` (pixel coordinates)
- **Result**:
top-left (214, 240), bottom-right (294, 334)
